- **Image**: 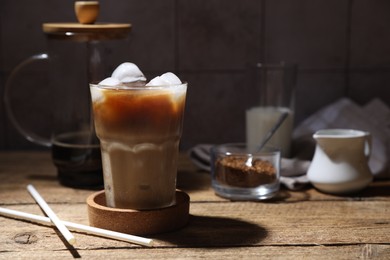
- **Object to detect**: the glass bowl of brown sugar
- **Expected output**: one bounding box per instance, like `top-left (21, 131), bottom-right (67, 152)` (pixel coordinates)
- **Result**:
top-left (211, 143), bottom-right (281, 200)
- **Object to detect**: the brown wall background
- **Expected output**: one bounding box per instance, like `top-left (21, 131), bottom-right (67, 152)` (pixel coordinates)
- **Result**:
top-left (1, 0), bottom-right (389, 150)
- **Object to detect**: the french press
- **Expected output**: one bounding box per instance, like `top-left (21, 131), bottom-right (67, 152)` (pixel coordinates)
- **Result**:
top-left (4, 1), bottom-right (131, 188)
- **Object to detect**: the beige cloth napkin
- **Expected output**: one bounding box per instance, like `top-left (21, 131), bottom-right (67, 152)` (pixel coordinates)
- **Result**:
top-left (189, 98), bottom-right (390, 190)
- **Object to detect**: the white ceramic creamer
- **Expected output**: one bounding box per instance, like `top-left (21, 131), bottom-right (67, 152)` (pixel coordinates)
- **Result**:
top-left (307, 129), bottom-right (373, 194)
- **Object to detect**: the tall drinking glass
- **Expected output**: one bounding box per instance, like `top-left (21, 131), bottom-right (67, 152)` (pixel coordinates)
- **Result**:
top-left (246, 62), bottom-right (297, 157)
top-left (90, 82), bottom-right (187, 210)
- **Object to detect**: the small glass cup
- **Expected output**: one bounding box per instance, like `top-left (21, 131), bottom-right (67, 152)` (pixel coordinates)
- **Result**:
top-left (211, 143), bottom-right (280, 200)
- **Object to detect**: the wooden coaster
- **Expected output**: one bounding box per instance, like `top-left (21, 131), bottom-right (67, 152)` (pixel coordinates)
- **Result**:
top-left (87, 190), bottom-right (190, 235)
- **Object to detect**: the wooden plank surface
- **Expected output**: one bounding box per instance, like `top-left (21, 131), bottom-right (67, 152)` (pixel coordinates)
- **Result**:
top-left (1, 245), bottom-right (389, 259)
top-left (0, 151), bottom-right (389, 259)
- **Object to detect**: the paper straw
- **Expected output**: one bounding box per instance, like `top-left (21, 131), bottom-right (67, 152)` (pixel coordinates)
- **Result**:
top-left (0, 207), bottom-right (153, 247)
top-left (27, 184), bottom-right (76, 245)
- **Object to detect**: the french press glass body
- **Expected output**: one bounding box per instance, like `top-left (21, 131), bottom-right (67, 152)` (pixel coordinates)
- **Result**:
top-left (5, 20), bottom-right (131, 188)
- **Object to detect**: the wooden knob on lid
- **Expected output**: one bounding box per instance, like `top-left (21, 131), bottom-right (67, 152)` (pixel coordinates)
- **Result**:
top-left (43, 1), bottom-right (131, 41)
top-left (75, 1), bottom-right (100, 24)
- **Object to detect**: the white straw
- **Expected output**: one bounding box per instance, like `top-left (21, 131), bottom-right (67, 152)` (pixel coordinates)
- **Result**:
top-left (27, 184), bottom-right (76, 245)
top-left (0, 207), bottom-right (153, 247)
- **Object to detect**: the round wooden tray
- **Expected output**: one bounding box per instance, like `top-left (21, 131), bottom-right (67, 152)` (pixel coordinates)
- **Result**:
top-left (87, 190), bottom-right (190, 235)
top-left (42, 23), bottom-right (131, 41)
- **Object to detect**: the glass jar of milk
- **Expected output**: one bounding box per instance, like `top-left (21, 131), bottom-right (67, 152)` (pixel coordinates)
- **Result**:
top-left (246, 62), bottom-right (297, 157)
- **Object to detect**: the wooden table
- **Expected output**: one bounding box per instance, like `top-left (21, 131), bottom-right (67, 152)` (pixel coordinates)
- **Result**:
top-left (0, 151), bottom-right (389, 259)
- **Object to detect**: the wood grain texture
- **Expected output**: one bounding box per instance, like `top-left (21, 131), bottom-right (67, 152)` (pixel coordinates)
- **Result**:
top-left (0, 151), bottom-right (389, 258)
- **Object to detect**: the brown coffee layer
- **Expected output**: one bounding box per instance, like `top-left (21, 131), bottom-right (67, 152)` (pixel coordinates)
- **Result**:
top-left (93, 88), bottom-right (186, 140)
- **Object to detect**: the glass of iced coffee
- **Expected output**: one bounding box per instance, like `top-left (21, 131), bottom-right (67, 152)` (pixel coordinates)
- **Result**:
top-left (90, 63), bottom-right (187, 210)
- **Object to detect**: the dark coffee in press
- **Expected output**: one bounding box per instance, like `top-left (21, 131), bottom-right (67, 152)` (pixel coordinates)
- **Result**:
top-left (51, 131), bottom-right (103, 189)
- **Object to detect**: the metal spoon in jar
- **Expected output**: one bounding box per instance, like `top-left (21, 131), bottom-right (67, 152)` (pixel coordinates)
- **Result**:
top-left (256, 111), bottom-right (289, 152)
top-left (245, 111), bottom-right (289, 167)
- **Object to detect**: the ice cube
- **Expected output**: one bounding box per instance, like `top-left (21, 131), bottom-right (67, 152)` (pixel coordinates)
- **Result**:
top-left (146, 72), bottom-right (182, 86)
top-left (99, 77), bottom-right (121, 86)
top-left (90, 86), bottom-right (104, 102)
top-left (92, 77), bottom-right (121, 102)
top-left (161, 72), bottom-right (182, 85)
top-left (112, 62), bottom-right (146, 83)
top-left (145, 76), bottom-right (166, 86)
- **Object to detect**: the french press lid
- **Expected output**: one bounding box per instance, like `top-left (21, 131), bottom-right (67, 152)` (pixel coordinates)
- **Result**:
top-left (42, 23), bottom-right (131, 41)
top-left (42, 1), bottom-right (131, 41)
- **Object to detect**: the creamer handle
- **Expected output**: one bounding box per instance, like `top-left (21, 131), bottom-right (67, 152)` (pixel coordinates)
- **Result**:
top-left (364, 132), bottom-right (372, 160)
top-left (4, 53), bottom-right (52, 147)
